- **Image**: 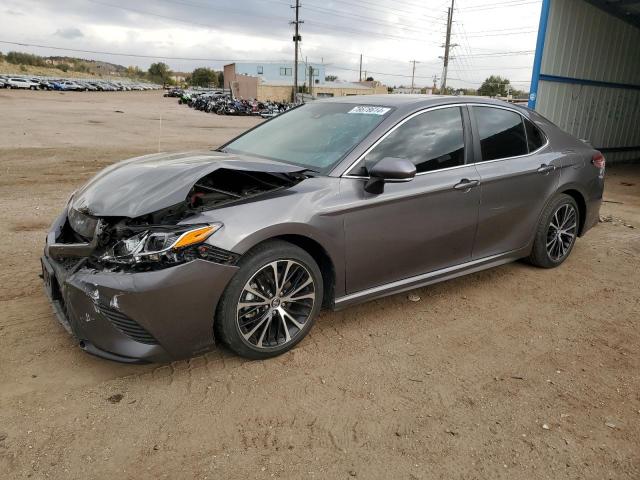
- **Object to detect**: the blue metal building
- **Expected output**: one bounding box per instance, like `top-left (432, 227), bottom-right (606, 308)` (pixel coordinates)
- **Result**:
top-left (529, 0), bottom-right (640, 162)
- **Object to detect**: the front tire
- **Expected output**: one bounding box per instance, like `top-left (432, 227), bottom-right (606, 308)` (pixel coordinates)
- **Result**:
top-left (528, 194), bottom-right (579, 268)
top-left (215, 240), bottom-right (323, 359)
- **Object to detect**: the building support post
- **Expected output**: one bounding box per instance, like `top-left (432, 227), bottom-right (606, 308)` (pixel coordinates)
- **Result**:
top-left (528, 0), bottom-right (551, 109)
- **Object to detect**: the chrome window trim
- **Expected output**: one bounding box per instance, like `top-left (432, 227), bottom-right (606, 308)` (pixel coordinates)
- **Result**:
top-left (472, 104), bottom-right (550, 164)
top-left (342, 102), bottom-right (550, 180)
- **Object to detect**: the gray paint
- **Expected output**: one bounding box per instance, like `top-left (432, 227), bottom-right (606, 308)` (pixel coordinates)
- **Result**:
top-left (42, 95), bottom-right (605, 362)
top-left (71, 150), bottom-right (306, 217)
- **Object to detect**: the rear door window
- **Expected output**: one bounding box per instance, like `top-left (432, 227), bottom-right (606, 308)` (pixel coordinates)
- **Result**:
top-left (474, 106), bottom-right (528, 161)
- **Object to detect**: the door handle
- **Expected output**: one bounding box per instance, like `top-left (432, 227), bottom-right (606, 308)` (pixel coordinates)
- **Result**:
top-left (453, 179), bottom-right (480, 191)
top-left (537, 164), bottom-right (555, 174)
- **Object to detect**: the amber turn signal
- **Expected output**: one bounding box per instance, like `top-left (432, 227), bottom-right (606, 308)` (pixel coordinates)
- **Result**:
top-left (172, 224), bottom-right (221, 250)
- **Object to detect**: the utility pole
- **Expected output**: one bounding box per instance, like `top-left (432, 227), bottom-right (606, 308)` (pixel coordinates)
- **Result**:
top-left (359, 54), bottom-right (363, 82)
top-left (309, 65), bottom-right (313, 97)
top-left (290, 0), bottom-right (303, 103)
top-left (441, 0), bottom-right (455, 92)
top-left (432, 74), bottom-right (440, 94)
top-left (410, 60), bottom-right (419, 94)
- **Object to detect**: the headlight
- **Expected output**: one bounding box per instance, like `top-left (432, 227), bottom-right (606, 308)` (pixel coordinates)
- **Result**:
top-left (101, 223), bottom-right (223, 267)
top-left (68, 207), bottom-right (98, 239)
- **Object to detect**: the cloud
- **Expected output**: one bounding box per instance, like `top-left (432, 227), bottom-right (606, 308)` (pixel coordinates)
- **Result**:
top-left (0, 0), bottom-right (540, 89)
top-left (54, 27), bottom-right (84, 39)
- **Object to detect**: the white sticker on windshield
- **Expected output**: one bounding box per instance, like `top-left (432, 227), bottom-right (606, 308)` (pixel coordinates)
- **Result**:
top-left (348, 106), bottom-right (391, 115)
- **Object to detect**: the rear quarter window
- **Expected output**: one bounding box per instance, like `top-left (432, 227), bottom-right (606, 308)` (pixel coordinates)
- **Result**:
top-left (524, 118), bottom-right (546, 152)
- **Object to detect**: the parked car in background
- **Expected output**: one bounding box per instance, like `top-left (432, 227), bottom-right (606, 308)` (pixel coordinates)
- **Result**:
top-left (0, 74), bottom-right (161, 92)
top-left (7, 77), bottom-right (40, 89)
top-left (35, 79), bottom-right (55, 90)
top-left (83, 81), bottom-right (99, 91)
top-left (41, 95), bottom-right (605, 364)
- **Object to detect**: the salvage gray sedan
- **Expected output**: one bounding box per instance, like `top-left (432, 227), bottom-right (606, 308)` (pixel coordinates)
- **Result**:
top-left (41, 96), bottom-right (605, 363)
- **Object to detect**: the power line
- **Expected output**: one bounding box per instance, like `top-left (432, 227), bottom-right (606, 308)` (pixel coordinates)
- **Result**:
top-left (0, 39), bottom-right (266, 62)
top-left (87, 0), bottom-right (287, 30)
top-left (461, 0), bottom-right (540, 11)
top-left (325, 0), bottom-right (447, 21)
top-left (453, 30), bottom-right (536, 38)
top-left (451, 21), bottom-right (476, 86)
top-left (261, 0), bottom-right (446, 34)
top-left (455, 50), bottom-right (535, 57)
top-left (328, 64), bottom-right (436, 80)
top-left (91, 0), bottom-right (444, 46)
top-left (449, 65), bottom-right (532, 70)
top-left (463, 26), bottom-right (539, 33)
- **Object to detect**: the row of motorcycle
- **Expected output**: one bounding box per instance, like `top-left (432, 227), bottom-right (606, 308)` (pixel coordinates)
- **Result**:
top-left (166, 88), bottom-right (295, 118)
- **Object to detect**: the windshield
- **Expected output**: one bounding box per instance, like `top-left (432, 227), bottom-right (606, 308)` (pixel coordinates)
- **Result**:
top-left (223, 103), bottom-right (392, 173)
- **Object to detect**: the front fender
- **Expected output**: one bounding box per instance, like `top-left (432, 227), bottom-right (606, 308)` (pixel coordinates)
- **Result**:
top-left (232, 222), bottom-right (346, 299)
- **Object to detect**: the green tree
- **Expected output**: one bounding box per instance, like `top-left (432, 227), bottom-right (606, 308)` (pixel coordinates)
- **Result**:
top-left (125, 65), bottom-right (144, 79)
top-left (190, 67), bottom-right (218, 87)
top-left (365, 76), bottom-right (374, 81)
top-left (325, 75), bottom-right (338, 82)
top-left (56, 63), bottom-right (69, 72)
top-left (147, 62), bottom-right (172, 85)
top-left (478, 75), bottom-right (510, 97)
top-left (6, 51), bottom-right (46, 67)
top-left (434, 86), bottom-right (455, 95)
top-left (73, 62), bottom-right (89, 73)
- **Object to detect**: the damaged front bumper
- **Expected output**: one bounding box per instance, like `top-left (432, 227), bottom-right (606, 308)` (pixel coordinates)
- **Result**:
top-left (41, 213), bottom-right (239, 363)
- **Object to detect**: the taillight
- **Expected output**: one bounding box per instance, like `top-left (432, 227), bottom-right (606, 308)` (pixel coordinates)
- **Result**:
top-left (592, 152), bottom-right (606, 169)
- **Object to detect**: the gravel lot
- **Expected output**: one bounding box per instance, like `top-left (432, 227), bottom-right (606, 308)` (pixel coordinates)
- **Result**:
top-left (0, 90), bottom-right (639, 479)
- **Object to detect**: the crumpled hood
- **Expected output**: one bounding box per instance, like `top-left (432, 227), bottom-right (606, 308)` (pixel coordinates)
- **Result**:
top-left (70, 150), bottom-right (307, 218)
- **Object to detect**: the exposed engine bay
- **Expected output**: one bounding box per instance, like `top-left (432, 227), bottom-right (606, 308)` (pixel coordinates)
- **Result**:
top-left (49, 168), bottom-right (308, 271)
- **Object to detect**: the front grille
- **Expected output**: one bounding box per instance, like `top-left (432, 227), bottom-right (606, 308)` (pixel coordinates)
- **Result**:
top-left (97, 303), bottom-right (159, 345)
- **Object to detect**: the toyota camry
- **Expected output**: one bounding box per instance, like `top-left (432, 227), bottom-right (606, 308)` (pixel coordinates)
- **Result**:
top-left (41, 96), bottom-right (605, 363)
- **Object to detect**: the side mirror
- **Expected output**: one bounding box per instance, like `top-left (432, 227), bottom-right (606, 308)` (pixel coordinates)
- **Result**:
top-left (364, 157), bottom-right (416, 194)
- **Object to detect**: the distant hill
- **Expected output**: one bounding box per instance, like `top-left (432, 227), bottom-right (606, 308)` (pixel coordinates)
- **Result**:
top-left (45, 56), bottom-right (127, 75)
top-left (0, 50), bottom-right (133, 78)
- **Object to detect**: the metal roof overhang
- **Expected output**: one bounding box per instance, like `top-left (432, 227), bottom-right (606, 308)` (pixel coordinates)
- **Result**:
top-left (584, 0), bottom-right (640, 29)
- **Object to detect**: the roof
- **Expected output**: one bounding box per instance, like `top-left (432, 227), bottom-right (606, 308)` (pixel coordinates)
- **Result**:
top-left (316, 94), bottom-right (515, 108)
top-left (585, 0), bottom-right (640, 29)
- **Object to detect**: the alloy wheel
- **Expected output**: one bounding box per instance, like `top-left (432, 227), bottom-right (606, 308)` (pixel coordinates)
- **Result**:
top-left (236, 260), bottom-right (315, 349)
top-left (546, 203), bottom-right (577, 261)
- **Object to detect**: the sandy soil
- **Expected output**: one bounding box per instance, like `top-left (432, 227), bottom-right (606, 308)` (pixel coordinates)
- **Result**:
top-left (0, 90), bottom-right (638, 480)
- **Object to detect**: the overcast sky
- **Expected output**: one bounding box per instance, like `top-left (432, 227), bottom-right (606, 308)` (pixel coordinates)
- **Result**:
top-left (0, 0), bottom-right (542, 89)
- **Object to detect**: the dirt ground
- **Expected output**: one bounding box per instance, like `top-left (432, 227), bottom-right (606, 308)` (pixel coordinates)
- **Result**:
top-left (0, 90), bottom-right (638, 480)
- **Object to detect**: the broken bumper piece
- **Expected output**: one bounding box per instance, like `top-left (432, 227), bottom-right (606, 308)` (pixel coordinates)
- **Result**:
top-left (41, 243), bottom-right (239, 364)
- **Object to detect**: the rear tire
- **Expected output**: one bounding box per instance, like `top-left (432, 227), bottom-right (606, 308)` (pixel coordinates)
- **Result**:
top-left (528, 194), bottom-right (579, 268)
top-left (215, 240), bottom-right (323, 359)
